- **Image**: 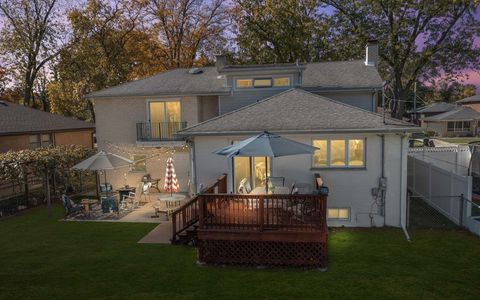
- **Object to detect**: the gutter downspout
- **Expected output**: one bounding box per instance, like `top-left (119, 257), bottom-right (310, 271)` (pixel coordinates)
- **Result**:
top-left (381, 134), bottom-right (386, 226)
top-left (400, 133), bottom-right (411, 241)
top-left (189, 139), bottom-right (197, 196)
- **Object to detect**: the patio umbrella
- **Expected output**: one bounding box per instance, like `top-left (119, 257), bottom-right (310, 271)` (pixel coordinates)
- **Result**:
top-left (213, 131), bottom-right (318, 193)
top-left (72, 151), bottom-right (133, 196)
top-left (164, 157), bottom-right (180, 196)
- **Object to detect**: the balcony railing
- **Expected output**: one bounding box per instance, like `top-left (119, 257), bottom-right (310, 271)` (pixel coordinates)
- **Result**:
top-left (136, 122), bottom-right (187, 142)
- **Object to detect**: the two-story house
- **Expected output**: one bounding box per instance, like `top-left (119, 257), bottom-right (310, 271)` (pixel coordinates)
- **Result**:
top-left (88, 42), bottom-right (419, 228)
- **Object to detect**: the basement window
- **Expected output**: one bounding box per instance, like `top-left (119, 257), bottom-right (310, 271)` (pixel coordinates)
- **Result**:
top-left (327, 208), bottom-right (350, 220)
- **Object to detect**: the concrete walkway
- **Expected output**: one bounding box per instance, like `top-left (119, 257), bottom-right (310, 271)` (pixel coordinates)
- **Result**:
top-left (138, 222), bottom-right (173, 244)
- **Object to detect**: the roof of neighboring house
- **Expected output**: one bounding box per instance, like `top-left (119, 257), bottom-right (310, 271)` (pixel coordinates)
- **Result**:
top-left (0, 100), bottom-right (95, 136)
top-left (412, 102), bottom-right (456, 114)
top-left (179, 89), bottom-right (418, 135)
top-left (456, 94), bottom-right (480, 104)
top-left (423, 106), bottom-right (480, 122)
top-left (86, 60), bottom-right (383, 98)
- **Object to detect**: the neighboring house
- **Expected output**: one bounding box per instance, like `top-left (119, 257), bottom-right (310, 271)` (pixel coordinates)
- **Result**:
top-left (179, 89), bottom-right (418, 227)
top-left (0, 100), bottom-right (95, 153)
top-left (409, 102), bottom-right (456, 125)
top-left (423, 106), bottom-right (480, 137)
top-left (89, 42), bottom-right (420, 228)
top-left (456, 94), bottom-right (480, 112)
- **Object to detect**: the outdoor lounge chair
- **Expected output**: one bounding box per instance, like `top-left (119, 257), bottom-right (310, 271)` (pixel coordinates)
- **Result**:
top-left (120, 183), bottom-right (142, 210)
top-left (101, 196), bottom-right (118, 213)
top-left (61, 194), bottom-right (83, 216)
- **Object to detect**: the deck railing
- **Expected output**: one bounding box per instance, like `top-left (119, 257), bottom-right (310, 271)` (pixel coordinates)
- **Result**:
top-left (136, 122), bottom-right (187, 141)
top-left (170, 174), bottom-right (227, 243)
top-left (198, 194), bottom-right (327, 232)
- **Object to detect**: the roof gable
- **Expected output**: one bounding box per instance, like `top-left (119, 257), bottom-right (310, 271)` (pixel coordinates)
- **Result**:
top-left (0, 101), bottom-right (94, 136)
top-left (423, 106), bottom-right (480, 122)
top-left (180, 89), bottom-right (417, 135)
top-left (456, 94), bottom-right (480, 104)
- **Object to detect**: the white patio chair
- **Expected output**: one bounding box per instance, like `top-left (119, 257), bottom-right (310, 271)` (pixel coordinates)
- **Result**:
top-left (121, 183), bottom-right (142, 210)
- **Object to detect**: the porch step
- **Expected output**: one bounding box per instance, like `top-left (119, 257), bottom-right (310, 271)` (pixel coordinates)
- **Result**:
top-left (173, 223), bottom-right (198, 246)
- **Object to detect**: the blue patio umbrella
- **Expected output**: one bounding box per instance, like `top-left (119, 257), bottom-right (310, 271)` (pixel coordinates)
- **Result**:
top-left (213, 131), bottom-right (318, 193)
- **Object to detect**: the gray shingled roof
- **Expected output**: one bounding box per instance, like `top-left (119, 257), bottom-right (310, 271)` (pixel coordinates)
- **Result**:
top-left (414, 102), bottom-right (456, 114)
top-left (86, 67), bottom-right (230, 98)
top-left (456, 94), bottom-right (480, 104)
top-left (423, 106), bottom-right (480, 122)
top-left (301, 60), bottom-right (382, 89)
top-left (86, 60), bottom-right (382, 98)
top-left (0, 101), bottom-right (95, 136)
top-left (179, 89), bottom-right (418, 135)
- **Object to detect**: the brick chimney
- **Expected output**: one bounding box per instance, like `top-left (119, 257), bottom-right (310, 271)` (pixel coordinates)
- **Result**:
top-left (365, 40), bottom-right (379, 67)
top-left (215, 54), bottom-right (228, 71)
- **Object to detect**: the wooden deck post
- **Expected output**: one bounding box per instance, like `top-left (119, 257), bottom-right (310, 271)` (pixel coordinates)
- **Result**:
top-left (259, 195), bottom-right (264, 231)
top-left (171, 212), bottom-right (177, 244)
top-left (198, 195), bottom-right (205, 228)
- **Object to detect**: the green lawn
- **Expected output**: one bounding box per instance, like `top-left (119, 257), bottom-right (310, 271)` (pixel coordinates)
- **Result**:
top-left (438, 137), bottom-right (480, 145)
top-left (1, 206), bottom-right (480, 299)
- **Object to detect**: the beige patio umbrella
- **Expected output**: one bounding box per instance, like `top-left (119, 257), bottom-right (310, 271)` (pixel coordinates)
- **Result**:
top-left (72, 151), bottom-right (133, 197)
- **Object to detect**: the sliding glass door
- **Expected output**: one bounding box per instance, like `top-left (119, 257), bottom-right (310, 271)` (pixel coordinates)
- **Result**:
top-left (233, 156), bottom-right (271, 193)
top-left (148, 101), bottom-right (181, 139)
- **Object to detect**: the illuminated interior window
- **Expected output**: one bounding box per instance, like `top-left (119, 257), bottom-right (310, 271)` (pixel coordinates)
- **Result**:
top-left (313, 140), bottom-right (327, 167)
top-left (331, 140), bottom-right (346, 167)
top-left (312, 138), bottom-right (365, 168)
top-left (236, 79), bottom-right (253, 88)
top-left (273, 77), bottom-right (290, 87)
top-left (348, 139), bottom-right (365, 167)
top-left (253, 78), bottom-right (272, 88)
top-left (328, 208), bottom-right (350, 220)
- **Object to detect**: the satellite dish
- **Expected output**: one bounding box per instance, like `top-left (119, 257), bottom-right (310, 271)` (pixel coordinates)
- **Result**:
top-left (188, 68), bottom-right (203, 74)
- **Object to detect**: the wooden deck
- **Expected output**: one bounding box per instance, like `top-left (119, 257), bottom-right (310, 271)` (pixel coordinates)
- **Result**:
top-left (171, 175), bottom-right (328, 268)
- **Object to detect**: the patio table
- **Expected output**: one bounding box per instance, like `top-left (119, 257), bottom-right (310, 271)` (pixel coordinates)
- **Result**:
top-left (81, 199), bottom-right (98, 215)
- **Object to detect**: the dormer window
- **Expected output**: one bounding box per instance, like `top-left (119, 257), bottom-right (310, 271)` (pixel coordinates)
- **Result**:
top-left (235, 76), bottom-right (291, 89)
top-left (236, 79), bottom-right (253, 88)
top-left (253, 78), bottom-right (272, 88)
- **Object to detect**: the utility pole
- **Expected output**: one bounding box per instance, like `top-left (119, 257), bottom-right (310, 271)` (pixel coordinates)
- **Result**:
top-left (413, 81), bottom-right (417, 123)
top-left (382, 82), bottom-right (386, 124)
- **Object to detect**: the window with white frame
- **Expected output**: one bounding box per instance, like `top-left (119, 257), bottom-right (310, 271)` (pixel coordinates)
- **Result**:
top-left (447, 121), bottom-right (471, 132)
top-left (235, 76), bottom-right (291, 89)
top-left (312, 138), bottom-right (365, 168)
top-left (327, 208), bottom-right (350, 220)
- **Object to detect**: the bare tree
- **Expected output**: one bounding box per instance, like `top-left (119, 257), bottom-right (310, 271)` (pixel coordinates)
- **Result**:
top-left (142, 0), bottom-right (230, 69)
top-left (0, 0), bottom-right (64, 107)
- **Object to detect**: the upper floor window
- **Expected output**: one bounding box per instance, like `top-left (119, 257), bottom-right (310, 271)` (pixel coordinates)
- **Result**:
top-left (131, 155), bottom-right (147, 172)
top-left (149, 101), bottom-right (181, 123)
top-left (29, 134), bottom-right (53, 149)
top-left (235, 76), bottom-right (291, 89)
top-left (312, 138), bottom-right (365, 168)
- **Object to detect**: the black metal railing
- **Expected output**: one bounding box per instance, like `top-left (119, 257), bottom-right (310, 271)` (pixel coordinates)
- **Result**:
top-left (136, 122), bottom-right (187, 141)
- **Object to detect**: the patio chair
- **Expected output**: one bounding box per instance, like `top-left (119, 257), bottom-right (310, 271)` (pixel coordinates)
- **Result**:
top-left (101, 196), bottom-right (119, 214)
top-left (121, 183), bottom-right (142, 210)
top-left (238, 178), bottom-right (252, 194)
top-left (61, 194), bottom-right (83, 217)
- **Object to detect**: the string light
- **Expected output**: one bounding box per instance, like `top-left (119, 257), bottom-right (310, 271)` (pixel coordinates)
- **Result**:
top-left (103, 140), bottom-right (190, 163)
